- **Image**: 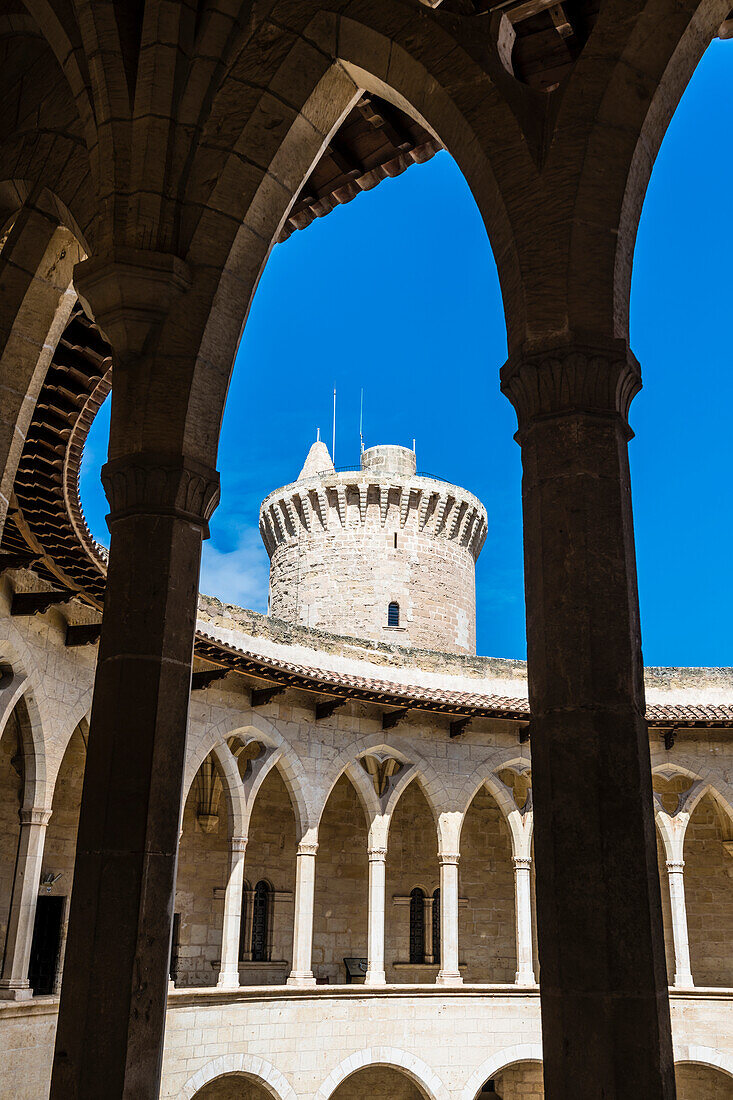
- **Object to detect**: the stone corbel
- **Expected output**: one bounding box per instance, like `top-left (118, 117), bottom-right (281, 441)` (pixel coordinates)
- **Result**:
top-left (73, 248), bottom-right (191, 361)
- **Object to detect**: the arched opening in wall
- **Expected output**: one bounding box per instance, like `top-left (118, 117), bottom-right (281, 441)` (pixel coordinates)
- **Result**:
top-left (313, 774), bottom-right (368, 984)
top-left (174, 753), bottom-right (231, 987)
top-left (675, 1062), bottom-right (733, 1099)
top-left (651, 771), bottom-right (696, 986)
top-left (239, 766), bottom-right (297, 985)
top-left (683, 793), bottom-right (733, 987)
top-left (330, 1064), bottom-right (430, 1100)
top-left (192, 1072), bottom-right (276, 1099)
top-left (629, 36), bottom-right (733, 668)
top-left (460, 785), bottom-right (516, 983)
top-left (385, 780), bottom-right (439, 984)
top-left (0, 698), bottom-right (28, 966)
top-left (477, 1060), bottom-right (543, 1098)
top-left (41, 723), bottom-right (87, 995)
top-left (75, 119), bottom-right (518, 662)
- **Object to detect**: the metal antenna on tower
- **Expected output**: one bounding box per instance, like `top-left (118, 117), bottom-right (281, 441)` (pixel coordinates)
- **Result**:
top-left (332, 387), bottom-right (337, 466)
top-left (359, 389), bottom-right (364, 454)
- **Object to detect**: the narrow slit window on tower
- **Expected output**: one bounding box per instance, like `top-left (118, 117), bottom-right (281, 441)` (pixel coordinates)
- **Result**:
top-left (394, 532), bottom-right (398, 549)
top-left (388, 601), bottom-right (400, 627)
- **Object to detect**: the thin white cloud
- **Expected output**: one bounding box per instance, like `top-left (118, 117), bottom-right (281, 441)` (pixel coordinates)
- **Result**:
top-left (199, 527), bottom-right (269, 612)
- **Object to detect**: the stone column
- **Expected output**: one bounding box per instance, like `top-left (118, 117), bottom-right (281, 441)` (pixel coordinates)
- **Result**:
top-left (501, 340), bottom-right (675, 1098)
top-left (513, 856), bottom-right (536, 986)
top-left (436, 854), bottom-right (462, 985)
top-left (217, 836), bottom-right (247, 990)
top-left (666, 859), bottom-right (693, 989)
top-left (0, 808), bottom-right (51, 999)
top-left (287, 841), bottom-right (317, 987)
top-left (365, 846), bottom-right (387, 986)
top-left (48, 251), bottom-right (218, 1100)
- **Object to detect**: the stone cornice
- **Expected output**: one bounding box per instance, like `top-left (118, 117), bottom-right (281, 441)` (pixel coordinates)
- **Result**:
top-left (500, 340), bottom-right (642, 431)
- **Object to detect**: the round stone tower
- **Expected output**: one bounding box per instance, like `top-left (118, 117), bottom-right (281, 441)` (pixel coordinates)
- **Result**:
top-left (259, 442), bottom-right (487, 654)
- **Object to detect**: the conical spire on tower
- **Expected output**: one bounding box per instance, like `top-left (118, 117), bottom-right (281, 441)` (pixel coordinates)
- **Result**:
top-left (297, 439), bottom-right (335, 481)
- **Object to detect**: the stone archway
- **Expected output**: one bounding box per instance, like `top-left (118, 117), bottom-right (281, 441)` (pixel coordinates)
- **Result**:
top-left (192, 1076), bottom-right (277, 1100)
top-left (315, 1048), bottom-right (447, 1100)
top-left (330, 1066), bottom-right (429, 1100)
top-left (676, 1062), bottom-right (733, 1099)
top-left (179, 1054), bottom-right (296, 1100)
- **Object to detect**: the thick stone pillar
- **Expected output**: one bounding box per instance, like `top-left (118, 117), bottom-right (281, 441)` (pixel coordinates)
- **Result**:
top-left (0, 808), bottom-right (51, 999)
top-left (365, 846), bottom-right (387, 986)
top-left (513, 856), bottom-right (536, 986)
top-left (287, 841), bottom-right (317, 987)
top-left (217, 836), bottom-right (247, 990)
top-left (50, 450), bottom-right (218, 1098)
top-left (501, 340), bottom-right (675, 1098)
top-left (666, 860), bottom-right (693, 989)
top-left (436, 853), bottom-right (462, 986)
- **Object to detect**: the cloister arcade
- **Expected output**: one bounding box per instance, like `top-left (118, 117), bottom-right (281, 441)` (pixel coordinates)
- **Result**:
top-left (2, 672), bottom-right (732, 1002)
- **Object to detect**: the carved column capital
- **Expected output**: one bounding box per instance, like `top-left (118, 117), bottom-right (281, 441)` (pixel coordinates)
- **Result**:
top-left (666, 860), bottom-right (685, 873)
top-left (297, 842), bottom-right (319, 857)
top-left (500, 339), bottom-right (641, 433)
top-left (231, 836), bottom-right (248, 854)
top-left (20, 808), bottom-right (52, 827)
top-left (368, 846), bottom-right (388, 862)
top-left (73, 248), bottom-right (191, 362)
top-left (439, 852), bottom-right (460, 866)
top-left (101, 453), bottom-right (220, 536)
top-left (513, 856), bottom-right (532, 871)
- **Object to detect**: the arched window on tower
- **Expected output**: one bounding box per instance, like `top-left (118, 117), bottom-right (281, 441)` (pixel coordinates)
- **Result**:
top-left (388, 601), bottom-right (400, 627)
top-left (251, 880), bottom-right (271, 962)
top-left (409, 887), bottom-right (426, 963)
top-left (432, 887), bottom-right (441, 965)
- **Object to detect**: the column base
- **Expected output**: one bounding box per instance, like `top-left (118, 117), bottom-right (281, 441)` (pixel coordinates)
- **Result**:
top-left (216, 972), bottom-right (241, 991)
top-left (364, 970), bottom-right (386, 986)
top-left (672, 975), bottom-right (694, 990)
top-left (0, 979), bottom-right (33, 1001)
top-left (435, 971), bottom-right (463, 986)
top-left (286, 972), bottom-right (316, 988)
top-left (515, 970), bottom-right (537, 987)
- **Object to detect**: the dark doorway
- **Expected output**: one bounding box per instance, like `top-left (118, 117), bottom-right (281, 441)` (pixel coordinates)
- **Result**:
top-left (28, 895), bottom-right (64, 995)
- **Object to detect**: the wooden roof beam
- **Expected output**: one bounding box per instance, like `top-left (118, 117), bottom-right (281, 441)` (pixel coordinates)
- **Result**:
top-left (251, 685), bottom-right (285, 708)
top-left (65, 622), bottom-right (102, 647)
top-left (382, 707), bottom-right (410, 731)
top-left (191, 668), bottom-right (229, 691)
top-left (315, 697), bottom-right (347, 721)
top-left (11, 588), bottom-right (75, 616)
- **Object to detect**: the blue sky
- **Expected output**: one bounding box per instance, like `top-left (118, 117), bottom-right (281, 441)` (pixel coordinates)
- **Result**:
top-left (81, 40), bottom-right (732, 666)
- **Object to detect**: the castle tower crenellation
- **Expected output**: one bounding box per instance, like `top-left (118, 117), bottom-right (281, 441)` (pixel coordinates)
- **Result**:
top-left (260, 443), bottom-right (487, 654)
